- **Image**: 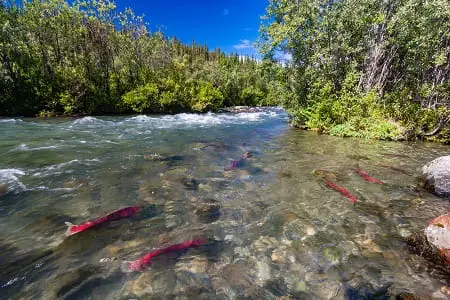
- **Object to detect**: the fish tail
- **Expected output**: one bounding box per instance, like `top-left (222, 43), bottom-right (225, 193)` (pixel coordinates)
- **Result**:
top-left (121, 258), bottom-right (147, 273)
top-left (64, 222), bottom-right (75, 236)
top-left (120, 260), bottom-right (135, 273)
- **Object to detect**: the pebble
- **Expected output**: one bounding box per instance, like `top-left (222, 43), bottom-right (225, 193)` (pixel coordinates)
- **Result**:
top-left (294, 280), bottom-right (307, 292)
top-left (175, 256), bottom-right (209, 274)
top-left (151, 271), bottom-right (177, 295)
top-left (432, 290), bottom-right (448, 299)
top-left (106, 239), bottom-right (146, 256)
top-left (322, 247), bottom-right (341, 264)
top-left (361, 239), bottom-right (382, 253)
top-left (271, 250), bottom-right (286, 264)
top-left (129, 272), bottom-right (153, 296)
top-left (182, 177), bottom-right (199, 190)
top-left (440, 285), bottom-right (450, 295)
top-left (165, 215), bottom-right (182, 229)
top-left (252, 236), bottom-right (278, 253)
top-left (195, 199), bottom-right (221, 223)
top-left (315, 280), bottom-right (343, 299)
top-left (104, 245), bottom-right (122, 256)
top-left (382, 250), bottom-right (397, 261)
top-left (198, 183), bottom-right (212, 192)
top-left (282, 211), bottom-right (298, 224)
top-left (62, 180), bottom-right (87, 189)
top-left (220, 263), bottom-right (251, 286)
top-left (234, 246), bottom-right (251, 258)
top-left (312, 169), bottom-right (338, 181)
top-left (306, 226), bottom-right (316, 236)
top-left (398, 227), bottom-right (412, 238)
top-left (143, 153), bottom-right (162, 161)
top-left (256, 260), bottom-right (271, 284)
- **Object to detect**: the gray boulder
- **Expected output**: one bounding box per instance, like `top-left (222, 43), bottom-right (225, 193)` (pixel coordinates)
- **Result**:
top-left (422, 156), bottom-right (450, 199)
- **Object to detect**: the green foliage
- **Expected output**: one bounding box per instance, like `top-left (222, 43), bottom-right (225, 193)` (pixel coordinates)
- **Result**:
top-left (260, 0), bottom-right (450, 142)
top-left (329, 118), bottom-right (400, 140)
top-left (240, 86), bottom-right (264, 106)
top-left (122, 83), bottom-right (159, 113)
top-left (190, 80), bottom-right (224, 112)
top-left (0, 0), bottom-right (281, 117)
top-left (58, 91), bottom-right (76, 115)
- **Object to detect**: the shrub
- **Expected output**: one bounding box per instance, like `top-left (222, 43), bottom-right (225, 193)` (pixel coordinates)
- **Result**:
top-left (122, 83), bottom-right (159, 113)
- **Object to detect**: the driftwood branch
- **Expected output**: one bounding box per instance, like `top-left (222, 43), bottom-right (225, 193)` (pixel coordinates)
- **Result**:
top-left (423, 114), bottom-right (450, 136)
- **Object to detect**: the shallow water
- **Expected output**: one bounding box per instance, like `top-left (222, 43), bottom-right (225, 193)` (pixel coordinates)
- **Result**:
top-left (0, 109), bottom-right (449, 299)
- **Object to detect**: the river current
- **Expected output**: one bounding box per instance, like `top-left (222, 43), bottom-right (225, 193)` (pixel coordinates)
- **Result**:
top-left (0, 108), bottom-right (449, 299)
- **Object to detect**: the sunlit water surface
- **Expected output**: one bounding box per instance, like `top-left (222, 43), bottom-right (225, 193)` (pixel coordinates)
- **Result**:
top-left (0, 109), bottom-right (449, 299)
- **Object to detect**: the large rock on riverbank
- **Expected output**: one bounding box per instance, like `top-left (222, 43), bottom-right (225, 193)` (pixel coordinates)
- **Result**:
top-left (407, 214), bottom-right (450, 273)
top-left (422, 156), bottom-right (450, 199)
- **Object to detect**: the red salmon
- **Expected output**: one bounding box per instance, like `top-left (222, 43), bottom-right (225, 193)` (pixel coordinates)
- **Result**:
top-left (121, 238), bottom-right (206, 272)
top-left (224, 158), bottom-right (242, 171)
top-left (325, 180), bottom-right (358, 204)
top-left (224, 152), bottom-right (252, 171)
top-left (65, 206), bottom-right (141, 236)
top-left (355, 168), bottom-right (384, 184)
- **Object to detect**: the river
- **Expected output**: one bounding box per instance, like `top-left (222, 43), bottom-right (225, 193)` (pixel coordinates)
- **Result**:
top-left (0, 108), bottom-right (449, 299)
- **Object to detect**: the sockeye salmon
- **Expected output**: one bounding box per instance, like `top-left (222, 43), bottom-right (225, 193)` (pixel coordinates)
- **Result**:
top-left (65, 205), bottom-right (141, 236)
top-left (224, 152), bottom-right (252, 171)
top-left (121, 238), bottom-right (206, 272)
top-left (325, 180), bottom-right (358, 204)
top-left (355, 168), bottom-right (384, 184)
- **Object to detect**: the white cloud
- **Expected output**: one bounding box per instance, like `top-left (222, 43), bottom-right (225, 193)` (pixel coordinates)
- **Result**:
top-left (279, 52), bottom-right (292, 61)
top-left (233, 39), bottom-right (254, 50)
top-left (222, 8), bottom-right (229, 16)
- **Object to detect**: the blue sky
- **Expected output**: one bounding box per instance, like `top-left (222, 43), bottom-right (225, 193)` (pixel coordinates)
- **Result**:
top-left (115, 0), bottom-right (268, 56)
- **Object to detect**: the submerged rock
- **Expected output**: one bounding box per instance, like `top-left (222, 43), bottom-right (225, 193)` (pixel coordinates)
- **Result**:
top-left (252, 236), bottom-right (278, 254)
top-left (144, 153), bottom-right (184, 161)
top-left (195, 199), bottom-right (221, 223)
top-left (62, 179), bottom-right (88, 189)
top-left (424, 214), bottom-right (450, 266)
top-left (182, 177), bottom-right (199, 190)
top-left (128, 272), bottom-right (153, 296)
top-left (312, 169), bottom-right (338, 181)
top-left (407, 232), bottom-right (446, 266)
top-left (44, 267), bottom-right (99, 299)
top-left (175, 256), bottom-right (209, 274)
top-left (422, 156), bottom-right (450, 199)
top-left (395, 293), bottom-right (432, 300)
top-left (256, 260), bottom-right (271, 284)
top-left (0, 183), bottom-right (8, 197)
top-left (282, 211), bottom-right (298, 224)
top-left (407, 214), bottom-right (450, 274)
top-left (271, 250), bottom-right (286, 264)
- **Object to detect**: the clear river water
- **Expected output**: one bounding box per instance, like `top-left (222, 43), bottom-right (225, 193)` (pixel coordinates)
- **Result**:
top-left (0, 108), bottom-right (449, 299)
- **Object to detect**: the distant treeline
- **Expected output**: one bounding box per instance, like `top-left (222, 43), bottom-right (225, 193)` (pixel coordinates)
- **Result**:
top-left (0, 0), bottom-right (287, 116)
top-left (260, 0), bottom-right (449, 143)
